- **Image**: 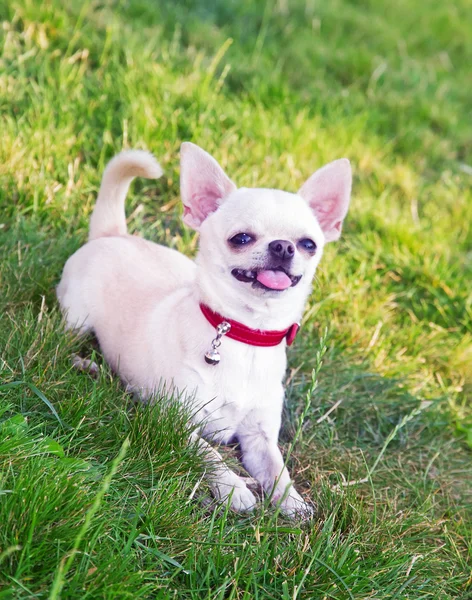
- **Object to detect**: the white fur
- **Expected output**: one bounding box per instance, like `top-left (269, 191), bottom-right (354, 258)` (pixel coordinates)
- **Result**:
top-left (57, 144), bottom-right (352, 517)
top-left (89, 150), bottom-right (163, 241)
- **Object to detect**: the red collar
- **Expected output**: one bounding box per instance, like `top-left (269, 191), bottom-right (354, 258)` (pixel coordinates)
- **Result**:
top-left (200, 304), bottom-right (299, 347)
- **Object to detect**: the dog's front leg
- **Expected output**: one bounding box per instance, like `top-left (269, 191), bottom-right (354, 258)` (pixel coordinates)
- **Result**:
top-left (238, 423), bottom-right (313, 518)
top-left (190, 432), bottom-right (256, 512)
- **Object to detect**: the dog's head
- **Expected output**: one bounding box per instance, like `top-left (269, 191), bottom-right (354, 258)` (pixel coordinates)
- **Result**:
top-left (180, 143), bottom-right (352, 326)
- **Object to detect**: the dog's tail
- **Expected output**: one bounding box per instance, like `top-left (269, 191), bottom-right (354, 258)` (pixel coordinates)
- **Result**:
top-left (89, 150), bottom-right (163, 241)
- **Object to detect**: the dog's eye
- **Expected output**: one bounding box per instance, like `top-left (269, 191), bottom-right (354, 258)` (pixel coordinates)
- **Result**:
top-left (298, 238), bottom-right (317, 253)
top-left (229, 233), bottom-right (254, 246)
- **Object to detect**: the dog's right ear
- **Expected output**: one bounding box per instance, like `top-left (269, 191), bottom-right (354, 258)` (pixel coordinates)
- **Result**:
top-left (180, 142), bottom-right (237, 229)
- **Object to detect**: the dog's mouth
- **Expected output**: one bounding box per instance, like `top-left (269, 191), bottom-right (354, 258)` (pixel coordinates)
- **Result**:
top-left (231, 267), bottom-right (302, 291)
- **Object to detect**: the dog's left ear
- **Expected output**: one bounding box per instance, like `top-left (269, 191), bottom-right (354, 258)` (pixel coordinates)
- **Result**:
top-left (180, 142), bottom-right (237, 229)
top-left (298, 159), bottom-right (352, 242)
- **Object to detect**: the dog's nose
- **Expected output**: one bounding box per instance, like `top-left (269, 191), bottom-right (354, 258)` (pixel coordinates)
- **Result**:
top-left (269, 239), bottom-right (295, 261)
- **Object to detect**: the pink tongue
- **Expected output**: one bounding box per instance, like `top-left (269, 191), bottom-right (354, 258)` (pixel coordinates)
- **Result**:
top-left (256, 270), bottom-right (292, 290)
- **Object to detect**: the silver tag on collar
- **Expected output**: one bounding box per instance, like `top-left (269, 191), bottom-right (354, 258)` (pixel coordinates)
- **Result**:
top-left (205, 321), bottom-right (231, 365)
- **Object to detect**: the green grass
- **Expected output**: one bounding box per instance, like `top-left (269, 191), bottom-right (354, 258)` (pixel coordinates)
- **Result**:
top-left (0, 0), bottom-right (471, 597)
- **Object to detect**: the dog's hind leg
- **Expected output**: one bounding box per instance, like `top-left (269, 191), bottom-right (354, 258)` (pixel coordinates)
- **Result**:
top-left (71, 354), bottom-right (99, 377)
top-left (56, 262), bottom-right (95, 334)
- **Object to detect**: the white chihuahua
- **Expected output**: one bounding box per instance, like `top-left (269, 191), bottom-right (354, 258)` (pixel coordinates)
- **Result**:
top-left (57, 143), bottom-right (351, 517)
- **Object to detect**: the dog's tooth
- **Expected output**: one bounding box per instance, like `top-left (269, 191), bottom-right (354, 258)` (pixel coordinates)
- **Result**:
top-left (245, 270), bottom-right (255, 279)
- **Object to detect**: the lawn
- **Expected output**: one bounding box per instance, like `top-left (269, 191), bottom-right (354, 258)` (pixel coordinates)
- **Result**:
top-left (0, 0), bottom-right (471, 597)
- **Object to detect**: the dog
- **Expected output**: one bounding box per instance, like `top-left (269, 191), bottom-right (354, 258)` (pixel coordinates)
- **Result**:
top-left (57, 143), bottom-right (352, 517)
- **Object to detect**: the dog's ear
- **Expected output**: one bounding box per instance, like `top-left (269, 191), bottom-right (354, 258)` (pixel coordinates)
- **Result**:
top-left (298, 159), bottom-right (352, 242)
top-left (180, 142), bottom-right (237, 229)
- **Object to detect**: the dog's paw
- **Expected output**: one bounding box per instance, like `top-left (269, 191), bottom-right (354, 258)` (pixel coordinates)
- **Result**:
top-left (230, 484), bottom-right (258, 513)
top-left (71, 354), bottom-right (99, 377)
top-left (212, 472), bottom-right (257, 513)
top-left (275, 487), bottom-right (314, 520)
